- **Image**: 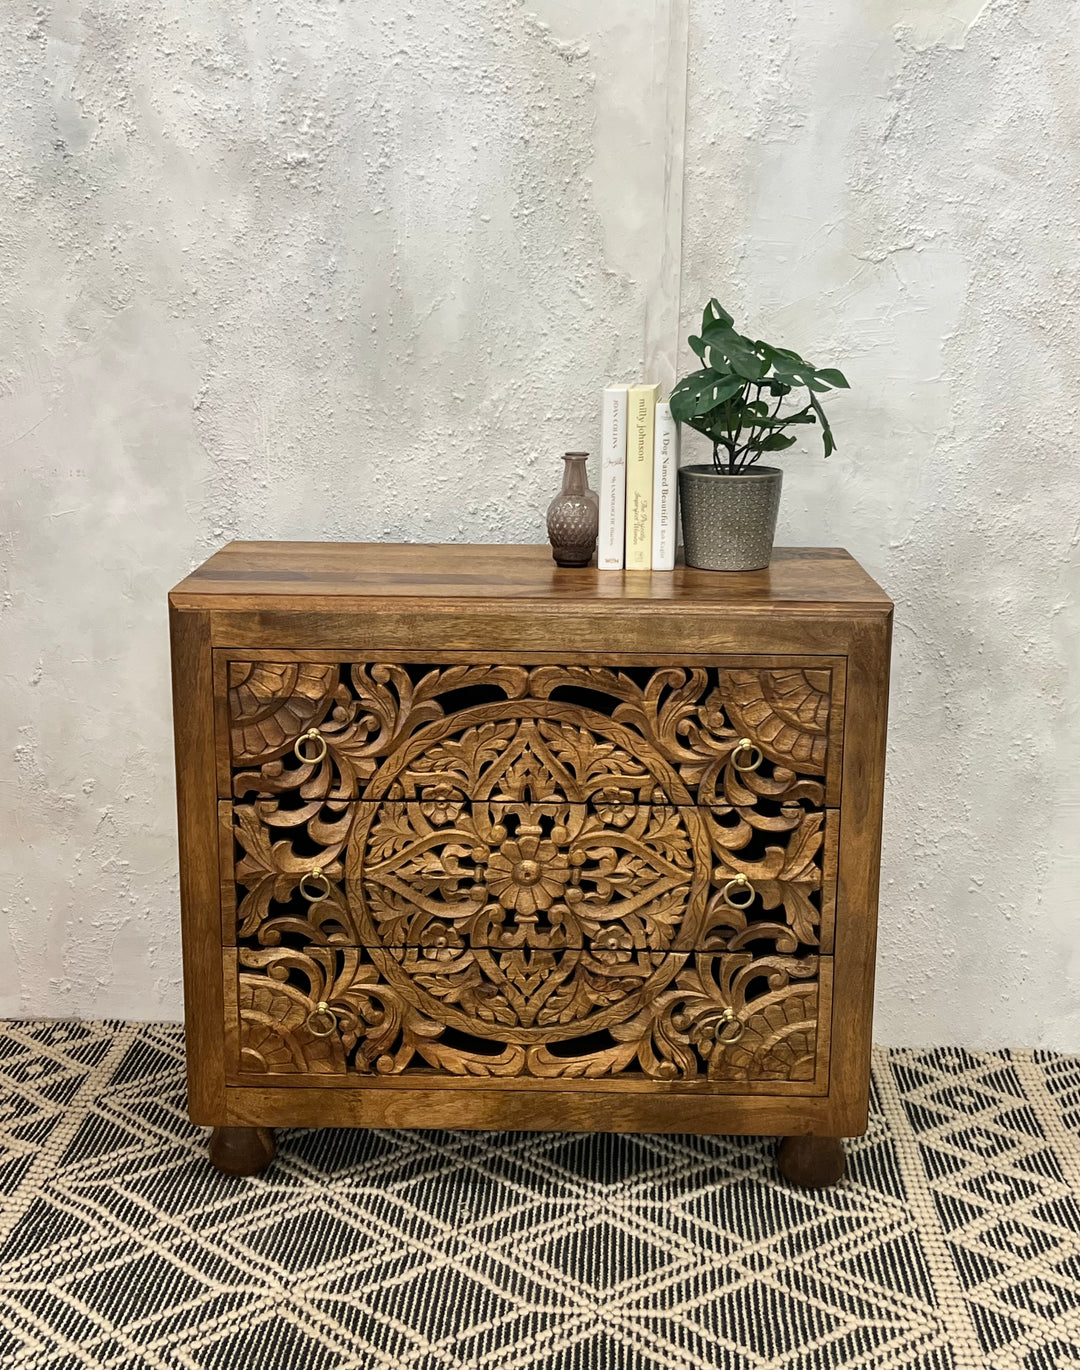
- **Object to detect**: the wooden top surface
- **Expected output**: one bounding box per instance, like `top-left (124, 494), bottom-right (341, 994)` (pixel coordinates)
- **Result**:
top-left (170, 542), bottom-right (891, 611)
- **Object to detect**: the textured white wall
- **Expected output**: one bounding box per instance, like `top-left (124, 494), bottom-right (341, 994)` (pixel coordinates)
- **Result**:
top-left (1, 1), bottom-right (1077, 1046)
top-left (681, 0), bottom-right (1080, 1049)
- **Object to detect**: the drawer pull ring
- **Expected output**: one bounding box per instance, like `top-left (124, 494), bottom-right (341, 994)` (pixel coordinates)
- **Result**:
top-left (716, 1008), bottom-right (746, 1045)
top-left (306, 1001), bottom-right (337, 1038)
top-left (721, 874), bottom-right (755, 910)
top-left (732, 737), bottom-right (763, 773)
top-left (299, 867), bottom-right (331, 903)
top-left (294, 729), bottom-right (327, 764)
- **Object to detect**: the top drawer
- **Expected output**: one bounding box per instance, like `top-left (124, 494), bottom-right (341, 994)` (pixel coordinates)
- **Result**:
top-left (217, 656), bottom-right (845, 808)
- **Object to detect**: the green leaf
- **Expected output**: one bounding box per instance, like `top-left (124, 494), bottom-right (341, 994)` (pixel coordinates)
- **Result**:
top-left (669, 370), bottom-right (744, 422)
top-left (753, 409), bottom-right (816, 427)
top-left (755, 341), bottom-right (778, 370)
top-left (699, 324), bottom-right (768, 380)
top-left (814, 367), bottom-right (850, 389)
top-left (807, 390), bottom-right (836, 456)
top-left (696, 375), bottom-right (745, 415)
top-left (688, 335), bottom-right (734, 371)
top-left (703, 299), bottom-right (734, 331)
top-left (758, 432), bottom-right (799, 451)
top-left (699, 317), bottom-right (756, 349)
top-left (767, 358), bottom-right (813, 386)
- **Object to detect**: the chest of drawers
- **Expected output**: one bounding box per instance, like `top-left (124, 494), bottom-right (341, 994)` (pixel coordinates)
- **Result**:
top-left (170, 542), bottom-right (891, 1186)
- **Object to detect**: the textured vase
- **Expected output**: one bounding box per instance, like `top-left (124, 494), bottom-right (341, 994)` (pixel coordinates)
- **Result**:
top-left (546, 452), bottom-right (599, 567)
top-left (678, 464), bottom-right (783, 572)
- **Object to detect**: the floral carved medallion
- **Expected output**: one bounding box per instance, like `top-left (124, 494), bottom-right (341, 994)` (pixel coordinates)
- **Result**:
top-left (229, 661), bottom-right (837, 1085)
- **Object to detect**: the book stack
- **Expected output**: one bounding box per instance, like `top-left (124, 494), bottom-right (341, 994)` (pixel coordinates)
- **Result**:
top-left (597, 384), bottom-right (680, 571)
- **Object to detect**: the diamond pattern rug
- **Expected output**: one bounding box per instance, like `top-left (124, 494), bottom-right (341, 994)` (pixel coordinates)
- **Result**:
top-left (1, 1023), bottom-right (1078, 1369)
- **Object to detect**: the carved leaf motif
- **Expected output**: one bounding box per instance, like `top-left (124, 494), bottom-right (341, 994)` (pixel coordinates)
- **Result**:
top-left (227, 660), bottom-right (835, 1086)
top-left (235, 946), bottom-right (822, 1085)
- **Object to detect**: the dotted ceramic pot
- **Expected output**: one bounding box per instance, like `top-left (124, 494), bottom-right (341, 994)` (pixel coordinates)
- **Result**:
top-left (678, 464), bottom-right (783, 572)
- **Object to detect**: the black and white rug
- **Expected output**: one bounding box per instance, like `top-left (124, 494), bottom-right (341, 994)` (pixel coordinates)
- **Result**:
top-left (1, 1023), bottom-right (1078, 1369)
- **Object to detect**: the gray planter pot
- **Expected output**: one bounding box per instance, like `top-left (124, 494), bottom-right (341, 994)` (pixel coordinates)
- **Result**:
top-left (678, 464), bottom-right (783, 572)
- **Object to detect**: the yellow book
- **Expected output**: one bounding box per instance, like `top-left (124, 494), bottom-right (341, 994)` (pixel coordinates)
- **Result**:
top-left (625, 382), bottom-right (660, 570)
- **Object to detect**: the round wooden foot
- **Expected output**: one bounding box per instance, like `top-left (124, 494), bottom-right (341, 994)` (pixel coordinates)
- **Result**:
top-left (208, 1126), bottom-right (276, 1176)
top-left (777, 1135), bottom-right (846, 1189)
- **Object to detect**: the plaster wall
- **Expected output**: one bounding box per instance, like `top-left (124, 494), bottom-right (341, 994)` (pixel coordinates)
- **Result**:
top-left (680, 0), bottom-right (1080, 1048)
top-left (1, 0), bottom-right (1077, 1046)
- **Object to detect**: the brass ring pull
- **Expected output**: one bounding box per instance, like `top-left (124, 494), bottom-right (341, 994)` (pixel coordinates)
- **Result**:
top-left (294, 728), bottom-right (327, 764)
top-left (298, 867), bottom-right (331, 903)
top-left (716, 1008), bottom-right (745, 1045)
top-left (306, 1000), bottom-right (337, 1038)
top-left (721, 874), bottom-right (755, 910)
top-left (732, 737), bottom-right (763, 773)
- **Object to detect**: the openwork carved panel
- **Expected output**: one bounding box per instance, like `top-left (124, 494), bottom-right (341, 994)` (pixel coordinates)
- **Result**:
top-left (233, 944), bottom-right (828, 1088)
top-left (227, 661), bottom-right (838, 808)
top-left (223, 658), bottom-right (839, 1093)
top-left (228, 797), bottom-right (835, 956)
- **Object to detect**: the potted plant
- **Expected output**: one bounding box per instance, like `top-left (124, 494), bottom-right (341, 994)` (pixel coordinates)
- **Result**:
top-left (669, 300), bottom-right (849, 571)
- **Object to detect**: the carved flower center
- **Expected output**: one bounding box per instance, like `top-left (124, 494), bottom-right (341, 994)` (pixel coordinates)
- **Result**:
top-left (512, 859), bottom-right (542, 886)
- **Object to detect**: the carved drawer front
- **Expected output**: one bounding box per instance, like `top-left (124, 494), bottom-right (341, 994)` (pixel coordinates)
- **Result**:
top-left (223, 797), bottom-right (838, 956)
top-left (226, 944), bottom-right (832, 1094)
top-left (222, 658), bottom-right (844, 808)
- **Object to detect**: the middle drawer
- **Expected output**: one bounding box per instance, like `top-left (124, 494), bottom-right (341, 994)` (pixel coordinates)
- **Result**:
top-left (221, 797), bottom-right (838, 957)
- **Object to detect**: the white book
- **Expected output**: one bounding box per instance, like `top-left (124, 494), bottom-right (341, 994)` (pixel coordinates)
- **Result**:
top-left (651, 401), bottom-right (679, 571)
top-left (626, 382), bottom-right (660, 570)
top-left (597, 385), bottom-right (629, 569)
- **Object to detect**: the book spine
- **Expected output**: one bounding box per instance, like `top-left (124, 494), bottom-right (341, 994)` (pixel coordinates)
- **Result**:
top-left (597, 386), bottom-right (629, 569)
top-left (651, 401), bottom-right (679, 571)
top-left (625, 383), bottom-right (660, 570)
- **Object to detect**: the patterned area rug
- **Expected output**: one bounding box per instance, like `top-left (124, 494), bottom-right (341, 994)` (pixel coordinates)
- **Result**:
top-left (1, 1024), bottom-right (1078, 1370)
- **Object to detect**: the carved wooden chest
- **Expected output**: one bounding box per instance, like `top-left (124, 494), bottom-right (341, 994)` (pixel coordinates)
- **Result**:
top-left (169, 543), bottom-right (891, 1185)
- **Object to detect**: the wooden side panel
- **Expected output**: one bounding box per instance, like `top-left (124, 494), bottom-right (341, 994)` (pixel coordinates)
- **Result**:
top-left (826, 611), bottom-right (892, 1135)
top-left (170, 604), bottom-right (227, 1125)
top-left (825, 659), bottom-right (847, 808)
top-left (819, 809), bottom-right (840, 956)
top-left (217, 802), bottom-right (237, 946)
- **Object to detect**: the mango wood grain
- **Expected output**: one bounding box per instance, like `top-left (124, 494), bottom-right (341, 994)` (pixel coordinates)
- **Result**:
top-left (205, 610), bottom-right (886, 657)
top-left (819, 810), bottom-right (839, 955)
top-left (221, 1083), bottom-right (847, 1136)
top-left (823, 612), bottom-right (892, 1136)
top-left (171, 543), bottom-right (891, 609)
top-left (222, 1072), bottom-right (832, 1098)
top-left (217, 803), bottom-right (237, 947)
top-left (170, 606), bottom-right (227, 1124)
top-left (211, 652), bottom-right (235, 800)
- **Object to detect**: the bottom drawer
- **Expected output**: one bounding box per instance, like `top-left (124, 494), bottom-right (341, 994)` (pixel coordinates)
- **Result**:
top-left (225, 945), bottom-right (832, 1095)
